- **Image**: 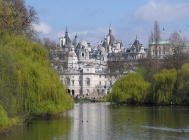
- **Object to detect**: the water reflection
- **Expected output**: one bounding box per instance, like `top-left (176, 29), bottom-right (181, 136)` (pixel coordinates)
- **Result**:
top-left (1, 103), bottom-right (189, 140)
top-left (63, 103), bottom-right (189, 140)
top-left (67, 102), bottom-right (112, 140)
top-left (0, 116), bottom-right (72, 140)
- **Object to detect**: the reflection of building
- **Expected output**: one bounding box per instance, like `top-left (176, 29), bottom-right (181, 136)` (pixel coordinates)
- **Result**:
top-left (50, 26), bottom-right (147, 96)
top-left (69, 103), bottom-right (111, 140)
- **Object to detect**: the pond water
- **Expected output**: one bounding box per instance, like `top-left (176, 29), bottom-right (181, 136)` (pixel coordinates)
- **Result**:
top-left (1, 102), bottom-right (189, 140)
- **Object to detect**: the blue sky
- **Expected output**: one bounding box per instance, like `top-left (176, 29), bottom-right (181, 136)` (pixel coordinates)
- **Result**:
top-left (26, 0), bottom-right (189, 48)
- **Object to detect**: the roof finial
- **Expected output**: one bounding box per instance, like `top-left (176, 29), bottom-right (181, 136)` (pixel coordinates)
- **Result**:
top-left (136, 35), bottom-right (138, 40)
top-left (109, 23), bottom-right (112, 35)
top-left (66, 26), bottom-right (68, 33)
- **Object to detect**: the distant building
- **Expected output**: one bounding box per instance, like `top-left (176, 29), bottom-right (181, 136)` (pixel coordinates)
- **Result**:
top-left (50, 26), bottom-right (147, 96)
top-left (148, 40), bottom-right (189, 59)
top-left (148, 41), bottom-right (172, 59)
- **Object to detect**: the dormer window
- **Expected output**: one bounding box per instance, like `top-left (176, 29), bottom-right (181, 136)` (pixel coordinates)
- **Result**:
top-left (82, 53), bottom-right (84, 57)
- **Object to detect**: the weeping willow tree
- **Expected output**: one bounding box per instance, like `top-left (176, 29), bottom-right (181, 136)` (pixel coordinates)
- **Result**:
top-left (108, 72), bottom-right (150, 103)
top-left (153, 69), bottom-right (177, 103)
top-left (0, 32), bottom-right (73, 123)
top-left (176, 63), bottom-right (189, 103)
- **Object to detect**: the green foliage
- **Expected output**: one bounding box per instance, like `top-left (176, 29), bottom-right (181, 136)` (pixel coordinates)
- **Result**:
top-left (0, 32), bottom-right (73, 120)
top-left (108, 72), bottom-right (150, 103)
top-left (0, 0), bottom-right (38, 38)
top-left (0, 105), bottom-right (19, 132)
top-left (176, 63), bottom-right (189, 103)
top-left (153, 69), bottom-right (177, 103)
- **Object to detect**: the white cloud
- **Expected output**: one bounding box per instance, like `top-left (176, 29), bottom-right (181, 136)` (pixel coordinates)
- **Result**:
top-left (33, 22), bottom-right (52, 34)
top-left (134, 0), bottom-right (189, 22)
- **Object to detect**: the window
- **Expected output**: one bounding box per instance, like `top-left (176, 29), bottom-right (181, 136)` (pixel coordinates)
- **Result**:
top-left (100, 75), bottom-right (101, 78)
top-left (82, 53), bottom-right (84, 57)
top-left (79, 80), bottom-right (81, 86)
top-left (97, 89), bottom-right (99, 94)
top-left (65, 77), bottom-right (70, 86)
top-left (99, 81), bottom-right (101, 85)
top-left (72, 80), bottom-right (74, 86)
top-left (86, 78), bottom-right (90, 86)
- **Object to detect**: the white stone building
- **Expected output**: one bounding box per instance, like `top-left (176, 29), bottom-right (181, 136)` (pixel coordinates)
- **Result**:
top-left (50, 26), bottom-right (147, 96)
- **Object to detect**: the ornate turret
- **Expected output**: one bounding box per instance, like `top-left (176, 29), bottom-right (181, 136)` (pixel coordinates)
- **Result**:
top-left (107, 25), bottom-right (115, 46)
top-left (64, 26), bottom-right (71, 45)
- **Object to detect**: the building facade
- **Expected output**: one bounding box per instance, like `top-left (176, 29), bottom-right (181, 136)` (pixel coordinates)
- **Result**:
top-left (50, 26), bottom-right (147, 96)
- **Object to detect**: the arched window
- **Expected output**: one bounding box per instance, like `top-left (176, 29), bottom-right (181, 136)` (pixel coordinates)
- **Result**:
top-left (82, 53), bottom-right (84, 57)
top-left (86, 78), bottom-right (90, 86)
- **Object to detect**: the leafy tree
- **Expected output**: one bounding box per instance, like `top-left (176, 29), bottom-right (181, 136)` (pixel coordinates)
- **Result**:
top-left (153, 69), bottom-right (177, 103)
top-left (176, 63), bottom-right (189, 103)
top-left (108, 72), bottom-right (150, 103)
top-left (0, 0), bottom-right (38, 39)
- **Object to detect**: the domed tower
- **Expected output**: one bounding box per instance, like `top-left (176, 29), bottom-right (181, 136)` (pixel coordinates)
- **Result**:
top-left (77, 40), bottom-right (90, 61)
top-left (107, 25), bottom-right (115, 46)
top-left (132, 36), bottom-right (141, 52)
top-left (102, 37), bottom-right (108, 53)
top-left (98, 45), bottom-right (108, 63)
top-left (67, 44), bottom-right (78, 69)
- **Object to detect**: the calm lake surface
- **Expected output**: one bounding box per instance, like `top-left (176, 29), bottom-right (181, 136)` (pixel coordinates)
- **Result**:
top-left (1, 102), bottom-right (189, 140)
